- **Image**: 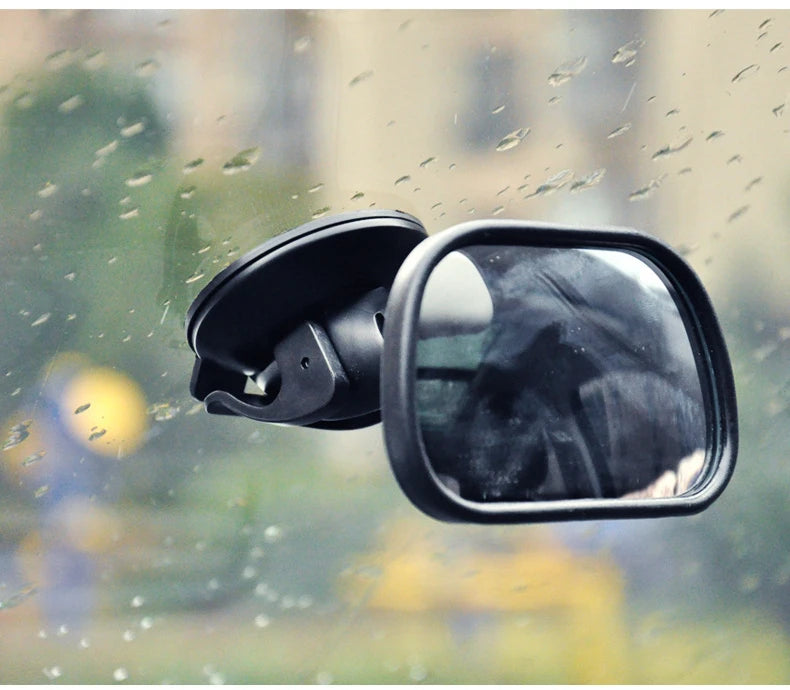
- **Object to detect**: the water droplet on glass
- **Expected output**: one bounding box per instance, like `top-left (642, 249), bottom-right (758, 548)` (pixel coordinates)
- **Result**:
top-left (184, 272), bottom-right (205, 285)
top-left (758, 18), bottom-right (773, 30)
top-left (607, 122), bottom-right (632, 139)
top-left (772, 102), bottom-right (785, 117)
top-left (548, 56), bottom-right (587, 86)
top-left (88, 428), bottom-right (107, 442)
top-left (135, 59), bottom-right (160, 77)
top-left (180, 185), bottom-right (197, 199)
top-left (74, 403), bottom-right (91, 415)
top-left (706, 130), bottom-right (725, 141)
top-left (122, 629), bottom-right (135, 642)
top-left (308, 183), bottom-right (324, 194)
top-left (79, 637), bottom-right (91, 649)
top-left (96, 140), bottom-right (118, 158)
top-left (34, 485), bottom-right (50, 499)
top-left (770, 42), bottom-right (782, 53)
top-left (264, 525), bottom-right (283, 543)
top-left (312, 206), bottom-right (331, 219)
top-left (148, 401), bottom-right (181, 421)
top-left (652, 136), bottom-right (693, 159)
top-left (119, 208), bottom-right (140, 221)
top-left (113, 667), bottom-right (129, 682)
top-left (492, 205), bottom-right (505, 216)
top-left (293, 36), bottom-right (311, 53)
top-left (745, 176), bottom-right (763, 191)
top-left (140, 616), bottom-right (153, 630)
top-left (131, 595), bottom-right (145, 608)
top-left (37, 182), bottom-right (58, 199)
top-left (350, 191), bottom-right (365, 201)
top-left (45, 48), bottom-right (72, 70)
top-left (727, 154), bottom-right (742, 164)
top-left (14, 92), bottom-right (34, 109)
top-left (728, 205), bottom-right (750, 222)
top-left (628, 174), bottom-right (666, 201)
top-left (126, 171), bottom-right (153, 188)
top-left (495, 127), bottom-right (530, 152)
top-left (732, 64), bottom-right (759, 82)
top-left (393, 175), bottom-right (411, 187)
top-left (254, 614), bottom-right (271, 628)
top-left (83, 50), bottom-right (106, 70)
top-left (31, 313), bottom-right (52, 327)
top-left (21, 450), bottom-right (46, 466)
top-left (58, 94), bottom-right (84, 114)
top-left (43, 667), bottom-right (62, 680)
top-left (570, 168), bottom-right (607, 193)
top-left (409, 663), bottom-right (428, 682)
top-left (222, 147), bottom-right (260, 175)
top-left (612, 38), bottom-right (645, 64)
top-left (182, 158), bottom-right (204, 174)
top-left (527, 169), bottom-right (573, 198)
top-left (120, 121), bottom-right (146, 138)
top-left (491, 104), bottom-right (506, 115)
top-left (3, 420), bottom-right (32, 451)
top-left (419, 156), bottom-right (437, 168)
top-left (349, 70), bottom-right (374, 87)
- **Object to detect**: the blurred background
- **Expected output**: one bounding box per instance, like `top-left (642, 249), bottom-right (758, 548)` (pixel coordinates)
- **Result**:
top-left (0, 9), bottom-right (788, 683)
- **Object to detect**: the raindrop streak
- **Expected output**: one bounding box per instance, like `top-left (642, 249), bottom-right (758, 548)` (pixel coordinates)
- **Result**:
top-left (37, 182), bottom-right (58, 199)
top-left (312, 206), bottom-right (331, 219)
top-left (0, 583), bottom-right (37, 610)
top-left (126, 172), bottom-right (153, 187)
top-left (770, 42), bottom-right (782, 53)
top-left (706, 130), bottom-right (725, 141)
top-left (349, 70), bottom-right (374, 87)
top-left (120, 121), bottom-right (146, 138)
top-left (88, 429), bottom-right (107, 442)
top-left (394, 175), bottom-right (411, 186)
top-left (652, 137), bottom-right (693, 160)
top-left (419, 156), bottom-right (437, 168)
top-left (96, 140), bottom-right (118, 158)
top-left (612, 38), bottom-right (645, 64)
top-left (183, 158), bottom-right (204, 174)
top-left (3, 421), bottom-right (32, 451)
top-left (119, 208), bottom-right (140, 220)
top-left (746, 176), bottom-right (763, 191)
top-left (607, 123), bottom-right (632, 139)
top-left (22, 450), bottom-right (46, 466)
top-left (222, 147), bottom-right (260, 175)
top-left (495, 127), bottom-right (530, 152)
top-left (491, 104), bottom-right (506, 114)
top-left (308, 183), bottom-right (324, 194)
top-left (570, 168), bottom-right (607, 193)
top-left (83, 50), bottom-right (106, 70)
top-left (45, 49), bottom-right (73, 70)
top-left (135, 59), bottom-right (160, 77)
top-left (548, 57), bottom-right (588, 86)
top-left (629, 175), bottom-right (666, 201)
top-left (31, 313), bottom-right (52, 327)
top-left (728, 205), bottom-right (750, 222)
top-left (526, 169), bottom-right (573, 198)
top-left (732, 64), bottom-right (759, 82)
top-left (58, 94), bottom-right (84, 114)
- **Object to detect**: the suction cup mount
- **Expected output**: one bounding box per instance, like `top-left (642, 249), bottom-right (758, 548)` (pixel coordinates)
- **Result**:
top-left (186, 210), bottom-right (427, 430)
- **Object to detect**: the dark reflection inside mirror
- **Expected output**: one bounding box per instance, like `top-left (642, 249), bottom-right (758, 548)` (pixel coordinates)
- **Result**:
top-left (416, 245), bottom-right (707, 502)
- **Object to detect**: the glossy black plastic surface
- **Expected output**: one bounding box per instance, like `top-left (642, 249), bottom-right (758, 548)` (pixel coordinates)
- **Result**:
top-left (186, 210), bottom-right (427, 429)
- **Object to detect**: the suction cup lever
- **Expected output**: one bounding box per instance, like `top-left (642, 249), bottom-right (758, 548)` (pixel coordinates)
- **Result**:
top-left (185, 210), bottom-right (427, 430)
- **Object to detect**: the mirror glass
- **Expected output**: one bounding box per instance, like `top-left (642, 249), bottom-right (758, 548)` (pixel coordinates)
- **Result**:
top-left (415, 245), bottom-right (708, 502)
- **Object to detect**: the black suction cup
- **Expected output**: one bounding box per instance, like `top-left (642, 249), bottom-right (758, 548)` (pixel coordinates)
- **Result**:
top-left (186, 210), bottom-right (427, 430)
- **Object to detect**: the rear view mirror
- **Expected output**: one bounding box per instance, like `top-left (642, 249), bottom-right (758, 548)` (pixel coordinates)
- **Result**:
top-left (381, 220), bottom-right (737, 523)
top-left (187, 213), bottom-right (737, 524)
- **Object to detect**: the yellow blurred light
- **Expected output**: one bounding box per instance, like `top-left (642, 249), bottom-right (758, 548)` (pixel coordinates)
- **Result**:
top-left (60, 366), bottom-right (148, 457)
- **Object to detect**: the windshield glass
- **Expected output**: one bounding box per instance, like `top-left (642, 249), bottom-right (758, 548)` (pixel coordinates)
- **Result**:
top-left (1, 10), bottom-right (789, 683)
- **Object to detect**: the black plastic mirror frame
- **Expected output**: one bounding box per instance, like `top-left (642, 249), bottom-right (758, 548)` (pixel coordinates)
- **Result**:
top-left (381, 219), bottom-right (738, 523)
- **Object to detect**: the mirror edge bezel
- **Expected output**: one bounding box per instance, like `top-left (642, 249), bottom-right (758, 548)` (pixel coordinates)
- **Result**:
top-left (381, 219), bottom-right (738, 523)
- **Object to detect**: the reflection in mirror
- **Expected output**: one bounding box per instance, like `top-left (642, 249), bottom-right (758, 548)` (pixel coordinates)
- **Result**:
top-left (416, 245), bottom-right (707, 502)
